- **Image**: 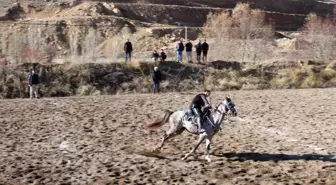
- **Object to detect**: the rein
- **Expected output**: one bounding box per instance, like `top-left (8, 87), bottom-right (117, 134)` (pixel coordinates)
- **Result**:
top-left (214, 102), bottom-right (226, 114)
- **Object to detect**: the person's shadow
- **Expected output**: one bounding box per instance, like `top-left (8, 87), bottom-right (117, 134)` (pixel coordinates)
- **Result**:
top-left (213, 152), bottom-right (336, 162)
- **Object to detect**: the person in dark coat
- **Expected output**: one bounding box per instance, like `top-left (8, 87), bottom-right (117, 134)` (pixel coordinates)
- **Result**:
top-left (185, 39), bottom-right (193, 63)
top-left (195, 40), bottom-right (202, 63)
top-left (176, 40), bottom-right (184, 63)
top-left (124, 39), bottom-right (133, 62)
top-left (152, 67), bottom-right (162, 93)
top-left (201, 39), bottom-right (209, 62)
top-left (28, 69), bottom-right (40, 98)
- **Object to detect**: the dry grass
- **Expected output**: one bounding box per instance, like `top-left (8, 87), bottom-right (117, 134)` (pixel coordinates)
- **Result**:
top-left (1, 61), bottom-right (336, 98)
top-left (270, 62), bottom-right (336, 89)
top-left (204, 66), bottom-right (267, 91)
top-left (326, 60), bottom-right (336, 70)
top-left (320, 68), bottom-right (336, 81)
top-left (76, 85), bottom-right (101, 96)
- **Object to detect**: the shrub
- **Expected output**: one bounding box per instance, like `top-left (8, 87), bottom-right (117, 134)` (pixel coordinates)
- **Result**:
top-left (76, 85), bottom-right (101, 96)
top-left (320, 68), bottom-right (336, 81)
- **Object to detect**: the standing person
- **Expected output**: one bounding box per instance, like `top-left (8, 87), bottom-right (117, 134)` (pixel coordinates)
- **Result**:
top-left (28, 69), bottom-right (40, 98)
top-left (176, 39), bottom-right (184, 63)
top-left (124, 39), bottom-right (133, 62)
top-left (195, 40), bottom-right (202, 63)
top-left (152, 67), bottom-right (162, 94)
top-left (202, 39), bottom-right (209, 63)
top-left (185, 39), bottom-right (193, 63)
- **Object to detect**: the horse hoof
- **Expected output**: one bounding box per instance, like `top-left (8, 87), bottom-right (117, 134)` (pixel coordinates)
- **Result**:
top-left (205, 156), bottom-right (212, 162)
top-left (152, 148), bottom-right (160, 153)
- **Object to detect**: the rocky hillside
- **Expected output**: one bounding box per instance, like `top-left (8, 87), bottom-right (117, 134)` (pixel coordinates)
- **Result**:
top-left (0, 0), bottom-right (335, 64)
top-left (109, 0), bottom-right (334, 15)
top-left (0, 0), bottom-right (334, 28)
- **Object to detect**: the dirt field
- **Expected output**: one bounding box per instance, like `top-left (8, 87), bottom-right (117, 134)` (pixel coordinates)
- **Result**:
top-left (0, 88), bottom-right (335, 184)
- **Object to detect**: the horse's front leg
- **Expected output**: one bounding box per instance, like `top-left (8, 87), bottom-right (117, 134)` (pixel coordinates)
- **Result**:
top-left (205, 137), bottom-right (212, 162)
top-left (182, 134), bottom-right (206, 160)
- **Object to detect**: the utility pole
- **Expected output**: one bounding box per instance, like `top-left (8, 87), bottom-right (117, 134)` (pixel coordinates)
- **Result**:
top-left (185, 26), bottom-right (187, 41)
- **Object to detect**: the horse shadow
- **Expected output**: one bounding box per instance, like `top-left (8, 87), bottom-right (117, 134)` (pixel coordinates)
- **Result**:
top-left (214, 152), bottom-right (336, 163)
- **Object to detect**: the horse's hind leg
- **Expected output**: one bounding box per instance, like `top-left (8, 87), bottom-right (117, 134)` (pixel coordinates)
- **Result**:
top-left (154, 127), bottom-right (185, 151)
top-left (155, 132), bottom-right (170, 151)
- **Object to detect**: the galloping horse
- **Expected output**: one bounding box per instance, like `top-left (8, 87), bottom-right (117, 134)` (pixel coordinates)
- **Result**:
top-left (145, 98), bottom-right (237, 162)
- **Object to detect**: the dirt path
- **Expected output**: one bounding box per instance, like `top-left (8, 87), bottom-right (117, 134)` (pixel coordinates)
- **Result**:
top-left (0, 89), bottom-right (335, 184)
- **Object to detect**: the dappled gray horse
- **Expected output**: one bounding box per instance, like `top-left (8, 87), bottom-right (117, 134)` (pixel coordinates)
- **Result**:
top-left (145, 99), bottom-right (237, 162)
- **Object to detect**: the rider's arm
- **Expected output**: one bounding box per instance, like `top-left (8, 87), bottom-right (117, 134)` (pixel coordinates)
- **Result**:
top-left (200, 94), bottom-right (210, 106)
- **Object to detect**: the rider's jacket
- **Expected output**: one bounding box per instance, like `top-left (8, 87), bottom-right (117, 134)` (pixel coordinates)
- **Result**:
top-left (190, 93), bottom-right (210, 111)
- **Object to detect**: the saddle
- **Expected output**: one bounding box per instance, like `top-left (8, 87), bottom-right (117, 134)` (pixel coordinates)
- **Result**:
top-left (183, 109), bottom-right (209, 125)
top-left (183, 110), bottom-right (197, 123)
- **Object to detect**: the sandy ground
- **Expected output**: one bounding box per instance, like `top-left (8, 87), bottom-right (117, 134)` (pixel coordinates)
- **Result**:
top-left (0, 88), bottom-right (335, 185)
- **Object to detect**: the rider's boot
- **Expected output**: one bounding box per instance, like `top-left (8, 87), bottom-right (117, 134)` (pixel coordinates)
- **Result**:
top-left (196, 117), bottom-right (202, 134)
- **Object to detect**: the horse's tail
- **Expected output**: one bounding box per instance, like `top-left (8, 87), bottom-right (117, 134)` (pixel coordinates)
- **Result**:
top-left (145, 110), bottom-right (173, 129)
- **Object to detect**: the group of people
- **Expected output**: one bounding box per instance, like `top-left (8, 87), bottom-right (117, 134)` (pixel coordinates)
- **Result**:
top-left (152, 49), bottom-right (167, 62)
top-left (124, 39), bottom-right (209, 63)
top-left (176, 39), bottom-right (209, 63)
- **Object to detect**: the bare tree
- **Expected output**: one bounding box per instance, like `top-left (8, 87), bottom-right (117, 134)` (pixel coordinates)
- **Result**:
top-left (105, 34), bottom-right (125, 60)
top-left (203, 3), bottom-right (274, 63)
top-left (8, 31), bottom-right (26, 63)
top-left (300, 13), bottom-right (336, 61)
top-left (0, 32), bottom-right (8, 55)
top-left (104, 26), bottom-right (133, 61)
top-left (82, 28), bottom-right (101, 62)
top-left (69, 26), bottom-right (81, 58)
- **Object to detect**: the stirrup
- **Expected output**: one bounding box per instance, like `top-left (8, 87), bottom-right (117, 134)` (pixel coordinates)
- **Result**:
top-left (197, 126), bottom-right (202, 133)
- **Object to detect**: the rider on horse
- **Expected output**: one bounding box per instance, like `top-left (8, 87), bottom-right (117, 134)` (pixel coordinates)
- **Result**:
top-left (190, 90), bottom-right (211, 133)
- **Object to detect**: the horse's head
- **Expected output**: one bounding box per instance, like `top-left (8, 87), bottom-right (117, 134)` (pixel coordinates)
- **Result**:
top-left (215, 96), bottom-right (238, 117)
